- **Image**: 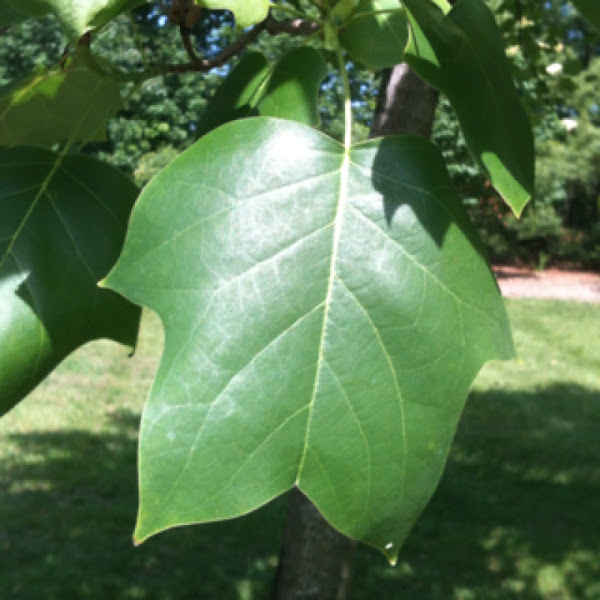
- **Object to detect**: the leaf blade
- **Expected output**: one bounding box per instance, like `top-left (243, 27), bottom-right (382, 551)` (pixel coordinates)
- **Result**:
top-left (403, 0), bottom-right (534, 215)
top-left (571, 0), bottom-right (600, 28)
top-left (0, 62), bottom-right (122, 148)
top-left (105, 118), bottom-right (514, 558)
top-left (339, 0), bottom-right (409, 69)
top-left (257, 47), bottom-right (328, 126)
top-left (196, 0), bottom-right (270, 28)
top-left (0, 147), bottom-right (141, 416)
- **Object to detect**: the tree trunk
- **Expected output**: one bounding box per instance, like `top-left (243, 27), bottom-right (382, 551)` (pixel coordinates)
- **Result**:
top-left (271, 63), bottom-right (439, 600)
top-left (371, 63), bottom-right (439, 138)
top-left (271, 489), bottom-right (355, 600)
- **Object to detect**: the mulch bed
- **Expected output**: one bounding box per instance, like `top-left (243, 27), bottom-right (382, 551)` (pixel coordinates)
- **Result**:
top-left (492, 266), bottom-right (600, 304)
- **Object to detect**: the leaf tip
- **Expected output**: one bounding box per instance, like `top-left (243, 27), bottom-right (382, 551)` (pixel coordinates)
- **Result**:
top-left (383, 541), bottom-right (399, 566)
top-left (512, 197), bottom-right (530, 219)
top-left (133, 524), bottom-right (148, 547)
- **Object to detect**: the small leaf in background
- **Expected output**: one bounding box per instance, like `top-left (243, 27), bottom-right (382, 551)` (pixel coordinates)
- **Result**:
top-left (339, 0), bottom-right (409, 70)
top-left (105, 118), bottom-right (513, 561)
top-left (195, 53), bottom-right (269, 139)
top-left (3, 0), bottom-right (149, 41)
top-left (196, 0), bottom-right (270, 28)
top-left (0, 147), bottom-right (141, 416)
top-left (403, 0), bottom-right (534, 216)
top-left (0, 61), bottom-right (122, 148)
top-left (257, 47), bottom-right (328, 126)
top-left (196, 47), bottom-right (327, 137)
top-left (571, 0), bottom-right (600, 28)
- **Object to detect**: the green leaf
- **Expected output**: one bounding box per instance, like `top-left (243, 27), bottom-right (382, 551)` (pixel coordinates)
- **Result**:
top-left (257, 47), bottom-right (328, 126)
top-left (4, 0), bottom-right (148, 41)
top-left (571, 0), bottom-right (600, 28)
top-left (195, 53), bottom-right (269, 139)
top-left (105, 118), bottom-right (513, 560)
top-left (195, 0), bottom-right (270, 28)
top-left (197, 47), bottom-right (327, 137)
top-left (0, 4), bottom-right (38, 27)
top-left (339, 0), bottom-right (409, 70)
top-left (0, 62), bottom-right (122, 148)
top-left (0, 147), bottom-right (141, 417)
top-left (403, 0), bottom-right (534, 216)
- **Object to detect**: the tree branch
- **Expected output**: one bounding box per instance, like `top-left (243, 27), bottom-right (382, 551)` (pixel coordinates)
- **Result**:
top-left (78, 13), bottom-right (320, 80)
top-left (153, 14), bottom-right (320, 74)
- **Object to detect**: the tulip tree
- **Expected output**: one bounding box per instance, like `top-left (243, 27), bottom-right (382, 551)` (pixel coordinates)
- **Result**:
top-left (1, 0), bottom-right (595, 569)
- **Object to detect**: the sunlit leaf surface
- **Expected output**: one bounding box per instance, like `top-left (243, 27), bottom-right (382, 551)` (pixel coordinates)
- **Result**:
top-left (106, 118), bottom-right (513, 560)
top-left (196, 0), bottom-right (270, 28)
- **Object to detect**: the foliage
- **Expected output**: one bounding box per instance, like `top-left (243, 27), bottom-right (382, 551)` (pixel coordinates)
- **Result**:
top-left (434, 0), bottom-right (600, 267)
top-left (0, 148), bottom-right (140, 416)
top-left (0, 15), bottom-right (65, 85)
top-left (2, 0), bottom-right (593, 567)
top-left (0, 59), bottom-right (122, 147)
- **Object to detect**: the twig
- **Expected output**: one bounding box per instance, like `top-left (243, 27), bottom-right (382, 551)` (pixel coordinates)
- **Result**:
top-left (162, 15), bottom-right (320, 74)
top-left (78, 13), bottom-right (320, 80)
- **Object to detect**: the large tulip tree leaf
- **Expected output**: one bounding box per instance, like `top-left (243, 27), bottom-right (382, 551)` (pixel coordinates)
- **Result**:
top-left (0, 147), bottom-right (141, 417)
top-left (105, 118), bottom-right (514, 561)
top-left (196, 47), bottom-right (327, 138)
top-left (571, 0), bottom-right (600, 28)
top-left (0, 62), bottom-right (122, 148)
top-left (3, 0), bottom-right (148, 41)
top-left (403, 0), bottom-right (534, 216)
top-left (339, 0), bottom-right (409, 70)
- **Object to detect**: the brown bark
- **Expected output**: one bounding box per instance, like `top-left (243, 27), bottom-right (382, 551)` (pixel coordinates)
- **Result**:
top-left (271, 63), bottom-right (439, 600)
top-left (370, 64), bottom-right (439, 138)
top-left (271, 490), bottom-right (354, 600)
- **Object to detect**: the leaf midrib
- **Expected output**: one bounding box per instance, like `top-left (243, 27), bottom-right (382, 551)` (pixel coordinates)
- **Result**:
top-left (296, 143), bottom-right (351, 483)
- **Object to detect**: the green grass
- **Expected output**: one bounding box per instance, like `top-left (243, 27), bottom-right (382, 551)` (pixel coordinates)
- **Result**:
top-left (1, 299), bottom-right (599, 599)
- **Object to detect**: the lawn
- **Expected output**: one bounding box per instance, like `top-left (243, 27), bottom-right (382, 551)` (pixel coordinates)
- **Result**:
top-left (1, 299), bottom-right (599, 599)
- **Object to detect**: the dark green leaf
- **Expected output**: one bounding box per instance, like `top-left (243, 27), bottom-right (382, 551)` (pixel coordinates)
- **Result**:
top-left (571, 0), bottom-right (600, 28)
top-left (257, 47), bottom-right (328, 126)
top-left (0, 147), bottom-right (141, 416)
top-left (106, 118), bottom-right (513, 560)
top-left (195, 53), bottom-right (269, 139)
top-left (0, 62), bottom-right (122, 148)
top-left (339, 0), bottom-right (409, 70)
top-left (0, 4), bottom-right (36, 27)
top-left (197, 48), bottom-right (327, 138)
top-left (403, 0), bottom-right (534, 216)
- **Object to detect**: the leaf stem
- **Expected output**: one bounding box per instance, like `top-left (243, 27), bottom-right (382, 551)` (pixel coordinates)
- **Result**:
top-left (336, 47), bottom-right (352, 149)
